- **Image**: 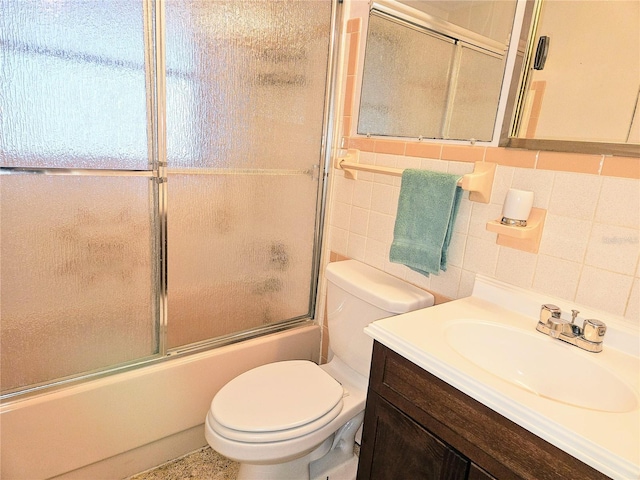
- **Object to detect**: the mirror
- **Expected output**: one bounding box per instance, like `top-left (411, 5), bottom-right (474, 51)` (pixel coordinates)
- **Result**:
top-left (357, 0), bottom-right (518, 143)
top-left (507, 0), bottom-right (640, 156)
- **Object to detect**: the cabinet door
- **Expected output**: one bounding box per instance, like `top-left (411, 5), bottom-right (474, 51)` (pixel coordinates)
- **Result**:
top-left (358, 392), bottom-right (468, 480)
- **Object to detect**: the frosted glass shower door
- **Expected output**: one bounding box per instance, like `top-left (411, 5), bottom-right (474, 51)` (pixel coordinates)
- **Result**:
top-left (165, 0), bottom-right (332, 348)
top-left (0, 0), bottom-right (159, 394)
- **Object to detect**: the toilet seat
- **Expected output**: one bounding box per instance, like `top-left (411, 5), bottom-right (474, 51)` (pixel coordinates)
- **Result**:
top-left (211, 360), bottom-right (344, 443)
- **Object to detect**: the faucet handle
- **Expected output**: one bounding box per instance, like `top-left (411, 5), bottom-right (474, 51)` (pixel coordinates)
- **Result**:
top-left (542, 304), bottom-right (561, 314)
top-left (583, 319), bottom-right (606, 343)
top-left (540, 304), bottom-right (561, 322)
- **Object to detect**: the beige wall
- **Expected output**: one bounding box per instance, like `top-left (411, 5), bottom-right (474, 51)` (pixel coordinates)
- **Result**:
top-left (321, 5), bottom-right (639, 332)
top-left (326, 149), bottom-right (638, 322)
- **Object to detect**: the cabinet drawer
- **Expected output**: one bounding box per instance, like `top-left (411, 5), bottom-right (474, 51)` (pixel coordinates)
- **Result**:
top-left (368, 341), bottom-right (609, 480)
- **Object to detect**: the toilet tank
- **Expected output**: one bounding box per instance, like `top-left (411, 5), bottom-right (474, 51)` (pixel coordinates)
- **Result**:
top-left (325, 260), bottom-right (434, 377)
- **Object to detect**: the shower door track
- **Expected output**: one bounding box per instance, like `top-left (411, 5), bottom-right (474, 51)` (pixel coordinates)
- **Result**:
top-left (0, 167), bottom-right (156, 177)
top-left (167, 167), bottom-right (314, 177)
top-left (0, 167), bottom-right (314, 177)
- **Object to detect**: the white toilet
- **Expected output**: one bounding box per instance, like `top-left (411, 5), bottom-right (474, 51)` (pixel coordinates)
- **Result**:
top-left (204, 260), bottom-right (434, 480)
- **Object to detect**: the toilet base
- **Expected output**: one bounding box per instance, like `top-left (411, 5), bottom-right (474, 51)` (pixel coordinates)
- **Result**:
top-left (236, 444), bottom-right (359, 480)
top-left (311, 454), bottom-right (358, 480)
top-left (236, 437), bottom-right (332, 480)
top-left (233, 411), bottom-right (365, 480)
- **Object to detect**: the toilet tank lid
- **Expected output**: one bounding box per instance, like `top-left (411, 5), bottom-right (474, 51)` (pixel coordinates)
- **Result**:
top-left (325, 260), bottom-right (434, 314)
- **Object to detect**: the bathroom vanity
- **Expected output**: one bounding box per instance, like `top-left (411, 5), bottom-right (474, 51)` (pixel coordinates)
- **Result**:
top-left (358, 342), bottom-right (605, 479)
top-left (358, 276), bottom-right (640, 480)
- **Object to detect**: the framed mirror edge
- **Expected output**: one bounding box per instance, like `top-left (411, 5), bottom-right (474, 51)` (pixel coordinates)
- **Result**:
top-left (355, 0), bottom-right (527, 146)
top-left (349, 0), bottom-right (639, 158)
top-left (502, 138), bottom-right (640, 158)
top-left (504, 0), bottom-right (640, 158)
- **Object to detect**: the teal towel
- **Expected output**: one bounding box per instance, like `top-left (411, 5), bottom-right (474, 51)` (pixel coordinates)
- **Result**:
top-left (389, 169), bottom-right (462, 276)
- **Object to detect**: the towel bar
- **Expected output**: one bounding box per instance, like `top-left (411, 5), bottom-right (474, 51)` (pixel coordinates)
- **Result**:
top-left (336, 149), bottom-right (496, 203)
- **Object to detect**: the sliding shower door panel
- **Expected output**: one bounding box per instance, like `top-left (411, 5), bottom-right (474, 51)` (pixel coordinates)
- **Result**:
top-left (165, 0), bottom-right (332, 348)
top-left (167, 173), bottom-right (319, 347)
top-left (0, 175), bottom-right (159, 394)
top-left (0, 0), bottom-right (160, 395)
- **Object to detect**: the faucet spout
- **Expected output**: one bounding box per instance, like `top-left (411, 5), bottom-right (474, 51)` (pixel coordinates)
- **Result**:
top-left (547, 316), bottom-right (571, 338)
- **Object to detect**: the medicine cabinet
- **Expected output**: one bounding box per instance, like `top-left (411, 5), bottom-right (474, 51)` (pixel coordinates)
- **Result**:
top-left (357, 0), bottom-right (519, 143)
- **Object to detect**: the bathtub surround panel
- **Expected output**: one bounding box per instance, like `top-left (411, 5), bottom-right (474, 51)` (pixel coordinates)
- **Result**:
top-left (0, 326), bottom-right (320, 480)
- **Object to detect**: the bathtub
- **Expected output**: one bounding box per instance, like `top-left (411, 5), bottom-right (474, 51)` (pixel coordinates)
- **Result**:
top-left (0, 325), bottom-right (320, 480)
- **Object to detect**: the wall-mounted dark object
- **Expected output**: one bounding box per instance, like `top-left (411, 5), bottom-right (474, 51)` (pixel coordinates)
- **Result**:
top-left (533, 35), bottom-right (550, 70)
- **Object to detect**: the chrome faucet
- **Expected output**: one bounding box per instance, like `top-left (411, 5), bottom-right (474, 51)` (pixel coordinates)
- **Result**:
top-left (536, 304), bottom-right (606, 352)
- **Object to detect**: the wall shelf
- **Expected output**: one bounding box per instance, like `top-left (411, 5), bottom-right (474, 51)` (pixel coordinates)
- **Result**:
top-left (486, 207), bottom-right (547, 253)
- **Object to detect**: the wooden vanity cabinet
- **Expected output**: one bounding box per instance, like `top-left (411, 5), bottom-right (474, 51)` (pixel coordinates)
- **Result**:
top-left (357, 341), bottom-right (609, 480)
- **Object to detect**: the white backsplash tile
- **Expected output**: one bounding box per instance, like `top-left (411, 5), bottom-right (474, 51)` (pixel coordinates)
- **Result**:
top-left (463, 236), bottom-right (499, 276)
top-left (447, 232), bottom-right (467, 268)
top-left (625, 278), bottom-right (639, 322)
top-left (348, 206), bottom-right (369, 236)
top-left (395, 155), bottom-right (421, 170)
top-left (367, 211), bottom-right (394, 243)
top-left (346, 232), bottom-right (366, 261)
top-left (404, 268), bottom-right (432, 290)
top-left (532, 255), bottom-right (581, 300)
top-left (364, 238), bottom-right (388, 271)
top-left (548, 172), bottom-right (601, 220)
top-left (453, 197), bottom-right (472, 234)
top-left (575, 266), bottom-right (634, 316)
top-left (327, 158), bottom-right (639, 323)
top-left (511, 168), bottom-right (555, 209)
top-left (585, 223), bottom-right (640, 276)
top-left (420, 158), bottom-right (448, 172)
top-left (495, 247), bottom-right (537, 289)
top-left (469, 201), bottom-right (503, 240)
top-left (370, 183), bottom-right (396, 214)
top-left (330, 201), bottom-right (351, 230)
top-left (458, 269), bottom-right (476, 298)
top-left (329, 226), bottom-right (348, 255)
top-left (430, 265), bottom-right (462, 299)
top-left (539, 214), bottom-right (591, 263)
top-left (595, 177), bottom-right (640, 229)
top-left (333, 173), bottom-right (354, 203)
top-left (489, 165), bottom-right (515, 205)
top-left (352, 179), bottom-right (373, 209)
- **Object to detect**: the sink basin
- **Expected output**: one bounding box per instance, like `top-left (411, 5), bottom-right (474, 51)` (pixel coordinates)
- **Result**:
top-left (445, 320), bottom-right (638, 413)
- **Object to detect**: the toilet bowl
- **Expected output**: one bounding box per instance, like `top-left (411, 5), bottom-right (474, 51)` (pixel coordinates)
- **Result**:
top-left (205, 260), bottom-right (434, 480)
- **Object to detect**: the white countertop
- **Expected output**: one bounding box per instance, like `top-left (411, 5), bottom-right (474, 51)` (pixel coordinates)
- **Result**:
top-left (364, 275), bottom-right (640, 480)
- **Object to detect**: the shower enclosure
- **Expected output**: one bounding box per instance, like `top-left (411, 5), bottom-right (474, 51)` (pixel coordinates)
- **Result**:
top-left (1, 0), bottom-right (336, 398)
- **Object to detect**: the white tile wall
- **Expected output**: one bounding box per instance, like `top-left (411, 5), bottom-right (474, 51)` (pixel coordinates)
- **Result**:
top-left (326, 159), bottom-right (640, 325)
